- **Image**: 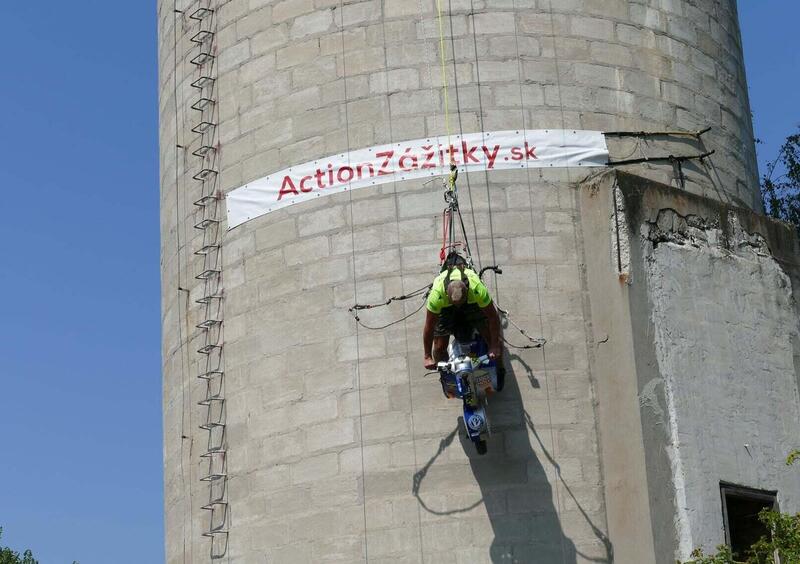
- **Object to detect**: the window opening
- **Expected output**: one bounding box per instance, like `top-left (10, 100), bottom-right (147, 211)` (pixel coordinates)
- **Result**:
top-left (720, 483), bottom-right (778, 560)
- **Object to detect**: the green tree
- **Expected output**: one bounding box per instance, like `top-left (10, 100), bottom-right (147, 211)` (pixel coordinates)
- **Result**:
top-left (747, 509), bottom-right (800, 563)
top-left (760, 127), bottom-right (800, 236)
top-left (0, 529), bottom-right (38, 564)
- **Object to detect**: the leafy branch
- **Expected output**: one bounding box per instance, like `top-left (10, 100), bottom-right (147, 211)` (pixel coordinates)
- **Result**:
top-left (760, 127), bottom-right (800, 236)
top-left (0, 528), bottom-right (37, 564)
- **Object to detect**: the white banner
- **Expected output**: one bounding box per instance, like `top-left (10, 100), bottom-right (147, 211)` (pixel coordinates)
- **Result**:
top-left (226, 129), bottom-right (608, 228)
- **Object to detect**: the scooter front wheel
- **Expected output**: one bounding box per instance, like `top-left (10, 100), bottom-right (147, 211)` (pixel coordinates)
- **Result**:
top-left (475, 439), bottom-right (487, 455)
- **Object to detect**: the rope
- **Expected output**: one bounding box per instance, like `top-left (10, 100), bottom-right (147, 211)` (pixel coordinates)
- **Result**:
top-left (353, 300), bottom-right (429, 331)
top-left (445, 2), bottom-right (482, 270)
top-left (454, 198), bottom-right (473, 261)
top-left (466, 0), bottom-right (498, 292)
top-left (417, 0), bottom-right (447, 180)
top-left (435, 0), bottom-right (453, 151)
top-left (545, 0), bottom-right (567, 135)
top-left (349, 284), bottom-right (432, 330)
top-left (350, 284), bottom-right (432, 311)
top-left (439, 208), bottom-right (449, 262)
top-left (338, 4), bottom-right (370, 560)
top-left (497, 307), bottom-right (547, 349)
top-left (439, 194), bottom-right (474, 266)
top-left (533, 3), bottom-right (568, 561)
top-left (381, 3), bottom-right (427, 557)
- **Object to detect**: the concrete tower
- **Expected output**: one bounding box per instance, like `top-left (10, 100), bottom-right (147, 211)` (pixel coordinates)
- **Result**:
top-left (159, 1), bottom-right (800, 562)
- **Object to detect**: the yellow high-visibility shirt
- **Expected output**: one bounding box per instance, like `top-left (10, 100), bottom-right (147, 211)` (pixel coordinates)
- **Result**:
top-left (426, 268), bottom-right (492, 314)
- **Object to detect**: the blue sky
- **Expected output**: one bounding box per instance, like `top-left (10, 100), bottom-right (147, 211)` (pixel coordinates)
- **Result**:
top-left (0, 2), bottom-right (796, 563)
top-left (0, 3), bottom-right (161, 564)
top-left (740, 1), bottom-right (800, 176)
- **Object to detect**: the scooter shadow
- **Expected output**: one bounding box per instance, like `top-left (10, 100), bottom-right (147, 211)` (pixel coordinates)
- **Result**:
top-left (460, 364), bottom-right (579, 563)
top-left (411, 352), bottom-right (615, 563)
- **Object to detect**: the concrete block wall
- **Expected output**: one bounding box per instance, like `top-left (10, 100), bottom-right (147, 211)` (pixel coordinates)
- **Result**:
top-left (157, 0), bottom-right (764, 562)
top-left (208, 170), bottom-right (609, 563)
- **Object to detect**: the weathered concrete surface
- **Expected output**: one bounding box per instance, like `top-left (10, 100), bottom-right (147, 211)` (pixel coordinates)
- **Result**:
top-left (645, 223), bottom-right (799, 559)
top-left (581, 171), bottom-right (800, 563)
top-left (620, 174), bottom-right (800, 562)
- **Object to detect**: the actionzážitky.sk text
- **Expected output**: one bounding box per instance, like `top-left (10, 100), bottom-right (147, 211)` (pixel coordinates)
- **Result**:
top-left (277, 141), bottom-right (538, 200)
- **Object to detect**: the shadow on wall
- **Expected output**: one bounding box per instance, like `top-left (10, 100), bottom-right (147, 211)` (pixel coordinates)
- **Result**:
top-left (412, 359), bottom-right (612, 563)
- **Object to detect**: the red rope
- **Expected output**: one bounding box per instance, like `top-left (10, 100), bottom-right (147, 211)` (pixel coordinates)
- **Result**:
top-left (440, 209), bottom-right (450, 263)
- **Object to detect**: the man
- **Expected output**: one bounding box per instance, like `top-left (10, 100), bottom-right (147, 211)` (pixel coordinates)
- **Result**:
top-left (422, 265), bottom-right (504, 376)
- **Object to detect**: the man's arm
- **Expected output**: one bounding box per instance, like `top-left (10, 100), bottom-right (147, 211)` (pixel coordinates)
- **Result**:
top-left (481, 302), bottom-right (503, 359)
top-left (423, 309), bottom-right (439, 369)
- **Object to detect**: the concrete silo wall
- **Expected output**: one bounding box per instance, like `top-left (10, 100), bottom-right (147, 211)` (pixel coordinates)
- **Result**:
top-left (158, 1), bottom-right (797, 562)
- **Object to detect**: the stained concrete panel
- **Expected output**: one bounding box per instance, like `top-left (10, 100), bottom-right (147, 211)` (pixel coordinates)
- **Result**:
top-left (644, 226), bottom-right (800, 559)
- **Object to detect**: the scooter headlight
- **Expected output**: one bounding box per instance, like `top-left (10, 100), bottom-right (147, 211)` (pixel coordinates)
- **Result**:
top-left (453, 358), bottom-right (472, 379)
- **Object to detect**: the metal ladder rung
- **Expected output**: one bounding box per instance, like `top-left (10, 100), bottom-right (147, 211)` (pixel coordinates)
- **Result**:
top-left (198, 370), bottom-right (223, 380)
top-left (198, 395), bottom-right (224, 406)
top-left (191, 97), bottom-right (216, 112)
top-left (189, 7), bottom-right (214, 21)
top-left (201, 447), bottom-right (226, 458)
top-left (193, 168), bottom-right (218, 181)
top-left (201, 500), bottom-right (228, 511)
top-left (194, 218), bottom-right (220, 230)
top-left (201, 528), bottom-right (229, 538)
top-left (200, 472), bottom-right (227, 482)
top-left (197, 343), bottom-right (222, 354)
top-left (200, 421), bottom-right (225, 430)
top-left (193, 193), bottom-right (219, 207)
top-left (192, 144), bottom-right (216, 158)
top-left (195, 269), bottom-right (221, 280)
top-left (196, 319), bottom-right (222, 330)
top-left (190, 76), bottom-right (215, 89)
top-left (190, 52), bottom-right (215, 66)
top-left (196, 294), bottom-right (223, 305)
top-left (191, 122), bottom-right (216, 135)
top-left (195, 244), bottom-right (220, 256)
top-left (190, 30), bottom-right (214, 44)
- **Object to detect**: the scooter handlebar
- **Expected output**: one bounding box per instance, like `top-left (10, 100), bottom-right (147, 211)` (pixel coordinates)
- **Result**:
top-left (438, 355), bottom-right (491, 373)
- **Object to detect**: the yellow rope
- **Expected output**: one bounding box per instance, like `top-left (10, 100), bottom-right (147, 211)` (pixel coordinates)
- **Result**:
top-left (434, 0), bottom-right (454, 184)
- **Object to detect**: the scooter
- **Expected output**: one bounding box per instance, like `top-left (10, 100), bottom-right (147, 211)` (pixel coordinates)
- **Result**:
top-left (437, 332), bottom-right (499, 455)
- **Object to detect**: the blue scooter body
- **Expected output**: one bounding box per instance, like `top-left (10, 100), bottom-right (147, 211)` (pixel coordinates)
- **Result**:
top-left (438, 334), bottom-right (497, 453)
